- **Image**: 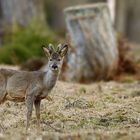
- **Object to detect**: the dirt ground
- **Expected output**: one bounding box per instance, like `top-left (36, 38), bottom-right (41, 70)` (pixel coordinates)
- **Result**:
top-left (0, 43), bottom-right (140, 140)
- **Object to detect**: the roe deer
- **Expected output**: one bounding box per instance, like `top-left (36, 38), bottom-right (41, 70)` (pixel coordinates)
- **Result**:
top-left (0, 43), bottom-right (68, 130)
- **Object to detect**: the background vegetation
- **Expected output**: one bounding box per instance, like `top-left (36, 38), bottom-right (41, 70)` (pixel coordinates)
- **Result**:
top-left (0, 22), bottom-right (58, 64)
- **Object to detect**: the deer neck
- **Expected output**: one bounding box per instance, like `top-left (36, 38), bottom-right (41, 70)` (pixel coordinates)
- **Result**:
top-left (43, 69), bottom-right (59, 91)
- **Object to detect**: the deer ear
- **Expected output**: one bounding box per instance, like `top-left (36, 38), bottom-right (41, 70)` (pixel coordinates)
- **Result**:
top-left (58, 44), bottom-right (68, 57)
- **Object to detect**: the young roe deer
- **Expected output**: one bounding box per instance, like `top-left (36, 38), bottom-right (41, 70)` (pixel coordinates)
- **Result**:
top-left (0, 43), bottom-right (68, 130)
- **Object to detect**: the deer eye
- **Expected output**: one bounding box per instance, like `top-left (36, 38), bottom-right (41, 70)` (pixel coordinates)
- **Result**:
top-left (58, 58), bottom-right (61, 61)
top-left (50, 59), bottom-right (53, 61)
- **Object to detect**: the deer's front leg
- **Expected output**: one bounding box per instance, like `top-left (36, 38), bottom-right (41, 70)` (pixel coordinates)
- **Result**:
top-left (26, 95), bottom-right (34, 131)
top-left (34, 99), bottom-right (41, 130)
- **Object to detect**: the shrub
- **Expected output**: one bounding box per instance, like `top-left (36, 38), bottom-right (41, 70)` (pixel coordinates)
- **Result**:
top-left (0, 22), bottom-right (58, 64)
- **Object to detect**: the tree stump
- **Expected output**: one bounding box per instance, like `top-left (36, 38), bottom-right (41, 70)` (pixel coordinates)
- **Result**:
top-left (63, 3), bottom-right (119, 83)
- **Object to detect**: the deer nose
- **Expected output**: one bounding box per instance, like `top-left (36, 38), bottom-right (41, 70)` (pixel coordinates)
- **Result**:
top-left (52, 64), bottom-right (58, 69)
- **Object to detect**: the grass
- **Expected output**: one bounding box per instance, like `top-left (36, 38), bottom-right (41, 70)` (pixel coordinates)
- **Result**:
top-left (0, 81), bottom-right (140, 140)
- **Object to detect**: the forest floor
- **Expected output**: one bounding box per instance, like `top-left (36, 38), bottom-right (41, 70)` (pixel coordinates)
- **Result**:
top-left (0, 43), bottom-right (140, 140)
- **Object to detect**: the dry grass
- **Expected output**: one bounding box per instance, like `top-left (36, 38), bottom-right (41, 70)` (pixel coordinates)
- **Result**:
top-left (0, 80), bottom-right (140, 140)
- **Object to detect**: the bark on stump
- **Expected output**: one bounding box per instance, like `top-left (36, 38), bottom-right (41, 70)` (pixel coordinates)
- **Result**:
top-left (64, 3), bottom-right (119, 83)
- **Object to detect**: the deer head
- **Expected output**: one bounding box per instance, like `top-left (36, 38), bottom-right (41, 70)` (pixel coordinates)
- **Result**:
top-left (42, 43), bottom-right (68, 73)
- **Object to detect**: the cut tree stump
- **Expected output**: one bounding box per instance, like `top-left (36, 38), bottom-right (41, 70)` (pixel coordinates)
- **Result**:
top-left (63, 3), bottom-right (119, 83)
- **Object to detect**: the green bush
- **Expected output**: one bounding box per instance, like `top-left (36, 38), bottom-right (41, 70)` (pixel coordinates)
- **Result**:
top-left (0, 22), bottom-right (58, 64)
